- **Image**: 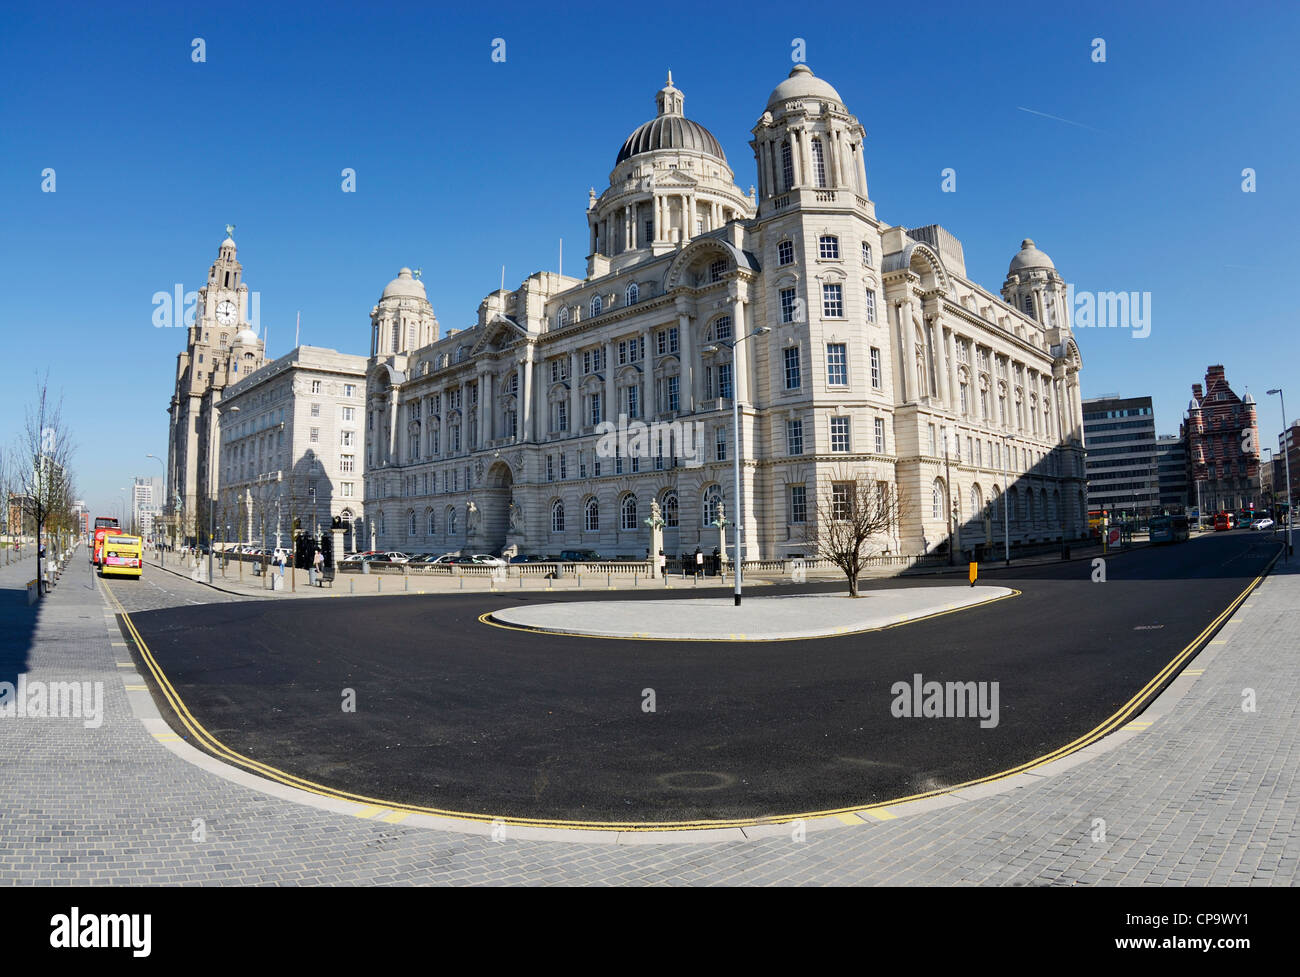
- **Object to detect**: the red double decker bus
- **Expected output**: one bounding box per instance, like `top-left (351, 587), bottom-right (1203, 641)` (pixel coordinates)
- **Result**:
top-left (92, 516), bottom-right (120, 567)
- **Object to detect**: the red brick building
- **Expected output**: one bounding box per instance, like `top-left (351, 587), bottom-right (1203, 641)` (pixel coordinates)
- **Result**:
top-left (1186, 365), bottom-right (1260, 513)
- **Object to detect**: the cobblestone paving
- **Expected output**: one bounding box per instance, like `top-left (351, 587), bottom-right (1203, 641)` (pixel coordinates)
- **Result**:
top-left (1, 545), bottom-right (1295, 885)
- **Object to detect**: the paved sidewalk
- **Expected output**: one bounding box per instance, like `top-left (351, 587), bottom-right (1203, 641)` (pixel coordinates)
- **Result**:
top-left (0, 544), bottom-right (1294, 884)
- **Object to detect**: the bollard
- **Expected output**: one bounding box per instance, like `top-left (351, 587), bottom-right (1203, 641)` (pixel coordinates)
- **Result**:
top-left (634, 573), bottom-right (638, 588)
top-left (378, 578), bottom-right (382, 593)
top-left (405, 576), bottom-right (409, 591)
top-left (519, 574), bottom-right (523, 589)
top-left (350, 578), bottom-right (354, 594)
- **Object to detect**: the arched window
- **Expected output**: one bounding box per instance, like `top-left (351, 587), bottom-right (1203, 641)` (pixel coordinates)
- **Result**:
top-left (780, 141), bottom-right (793, 190)
top-left (702, 484), bottom-right (723, 526)
top-left (1023, 293), bottom-right (1035, 317)
top-left (1041, 489), bottom-right (1050, 525)
top-left (584, 497), bottom-right (599, 532)
top-left (378, 511), bottom-right (386, 536)
top-left (551, 500), bottom-right (565, 533)
top-left (620, 493), bottom-right (638, 531)
top-left (625, 282), bottom-right (639, 305)
top-left (662, 491), bottom-right (679, 528)
top-left (558, 307), bottom-right (569, 328)
top-left (427, 509), bottom-right (436, 536)
top-left (932, 478), bottom-right (946, 520)
top-left (408, 510), bottom-right (416, 536)
top-left (708, 315), bottom-right (733, 342)
top-left (811, 138), bottom-right (827, 188)
top-left (971, 484), bottom-right (983, 519)
top-left (446, 506), bottom-right (457, 536)
top-left (590, 294), bottom-right (603, 317)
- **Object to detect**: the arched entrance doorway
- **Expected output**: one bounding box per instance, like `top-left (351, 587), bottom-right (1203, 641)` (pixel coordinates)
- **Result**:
top-left (475, 461), bottom-right (512, 555)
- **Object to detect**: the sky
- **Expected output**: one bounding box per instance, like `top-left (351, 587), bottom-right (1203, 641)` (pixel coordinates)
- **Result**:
top-left (1, 0), bottom-right (1297, 515)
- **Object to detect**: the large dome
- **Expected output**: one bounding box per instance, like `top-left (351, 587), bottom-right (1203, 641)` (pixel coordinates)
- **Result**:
top-left (615, 73), bottom-right (726, 166)
top-left (1009, 238), bottom-right (1056, 274)
top-left (381, 267), bottom-right (427, 300)
top-left (766, 65), bottom-right (844, 111)
top-left (616, 116), bottom-right (726, 165)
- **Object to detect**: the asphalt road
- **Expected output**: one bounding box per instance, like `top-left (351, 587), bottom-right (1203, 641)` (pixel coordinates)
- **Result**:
top-left (115, 530), bottom-right (1281, 824)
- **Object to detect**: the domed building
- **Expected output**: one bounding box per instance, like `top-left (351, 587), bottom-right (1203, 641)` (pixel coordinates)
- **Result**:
top-left (363, 67), bottom-right (1087, 562)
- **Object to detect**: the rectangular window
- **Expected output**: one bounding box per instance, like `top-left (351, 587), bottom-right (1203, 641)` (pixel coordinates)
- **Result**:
top-left (832, 482), bottom-right (853, 520)
top-left (667, 376), bottom-right (680, 412)
top-left (310, 403), bottom-right (320, 417)
top-left (784, 346), bottom-right (801, 390)
top-left (780, 288), bottom-right (799, 324)
top-left (310, 427), bottom-right (319, 443)
top-left (560, 453), bottom-right (567, 480)
top-left (865, 289), bottom-right (876, 323)
top-left (546, 455), bottom-right (554, 482)
top-left (627, 384), bottom-right (640, 419)
top-left (718, 363), bottom-right (733, 400)
top-left (862, 242), bottom-right (873, 265)
top-left (716, 428), bottom-right (726, 462)
top-left (778, 240), bottom-right (794, 265)
top-left (341, 482), bottom-right (354, 498)
top-left (557, 401), bottom-right (568, 432)
top-left (830, 416), bottom-right (850, 452)
top-left (340, 455), bottom-right (355, 474)
top-left (645, 219), bottom-right (654, 243)
top-left (344, 383), bottom-right (355, 398)
top-left (311, 380), bottom-right (321, 394)
top-left (342, 407), bottom-right (355, 422)
top-left (818, 235), bottom-right (839, 259)
top-left (826, 344), bottom-right (848, 386)
top-left (870, 347), bottom-right (881, 389)
top-left (874, 417), bottom-right (885, 453)
top-left (823, 283), bottom-right (843, 318)
top-left (341, 430), bottom-right (354, 447)
top-left (789, 484), bottom-right (807, 524)
top-left (976, 440), bottom-right (983, 466)
top-left (787, 419), bottom-right (804, 456)
top-left (590, 392), bottom-right (602, 427)
top-left (928, 424), bottom-right (937, 456)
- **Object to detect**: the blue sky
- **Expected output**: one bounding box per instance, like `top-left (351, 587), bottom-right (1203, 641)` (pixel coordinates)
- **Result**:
top-left (1, 0), bottom-right (1296, 515)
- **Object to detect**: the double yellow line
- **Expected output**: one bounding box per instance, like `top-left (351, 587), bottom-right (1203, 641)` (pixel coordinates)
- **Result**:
top-left (101, 553), bottom-right (1276, 832)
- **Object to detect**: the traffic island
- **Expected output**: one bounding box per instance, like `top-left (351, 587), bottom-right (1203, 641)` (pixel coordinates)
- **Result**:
top-left (488, 587), bottom-right (1016, 641)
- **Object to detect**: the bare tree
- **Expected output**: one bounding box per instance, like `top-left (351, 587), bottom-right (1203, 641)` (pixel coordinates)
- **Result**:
top-left (804, 467), bottom-right (911, 597)
top-left (16, 376), bottom-right (77, 594)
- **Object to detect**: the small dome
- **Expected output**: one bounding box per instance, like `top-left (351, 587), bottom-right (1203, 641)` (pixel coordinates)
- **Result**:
top-left (616, 116), bottom-right (725, 165)
top-left (233, 327), bottom-right (258, 345)
top-left (766, 65), bottom-right (844, 111)
top-left (221, 236), bottom-right (236, 249)
top-left (1009, 238), bottom-right (1056, 274)
top-left (1243, 391), bottom-right (1255, 404)
top-left (382, 267), bottom-right (427, 300)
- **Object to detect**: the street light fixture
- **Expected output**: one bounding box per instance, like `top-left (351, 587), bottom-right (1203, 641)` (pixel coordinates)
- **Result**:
top-left (145, 453), bottom-right (166, 550)
top-left (701, 324), bottom-right (771, 606)
top-left (1266, 388), bottom-right (1292, 558)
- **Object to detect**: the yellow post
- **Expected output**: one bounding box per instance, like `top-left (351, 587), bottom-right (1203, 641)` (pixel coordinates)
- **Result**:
top-left (968, 562), bottom-right (977, 587)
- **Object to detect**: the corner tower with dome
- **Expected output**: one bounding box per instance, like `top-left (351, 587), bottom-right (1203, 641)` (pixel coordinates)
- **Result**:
top-left (361, 66), bottom-right (1087, 562)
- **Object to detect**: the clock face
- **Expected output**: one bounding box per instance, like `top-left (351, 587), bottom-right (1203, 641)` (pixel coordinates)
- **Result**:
top-left (216, 300), bottom-right (237, 326)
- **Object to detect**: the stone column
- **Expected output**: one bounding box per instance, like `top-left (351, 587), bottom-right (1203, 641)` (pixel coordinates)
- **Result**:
top-left (934, 318), bottom-right (950, 408)
top-left (603, 341), bottom-right (615, 424)
top-left (678, 309), bottom-right (696, 411)
top-left (519, 352), bottom-right (533, 441)
top-left (568, 354), bottom-right (580, 433)
top-left (898, 300), bottom-right (919, 403)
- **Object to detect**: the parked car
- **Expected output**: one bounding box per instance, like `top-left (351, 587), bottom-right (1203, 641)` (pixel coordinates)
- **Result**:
top-left (558, 549), bottom-right (602, 562)
top-left (1251, 518), bottom-right (1275, 531)
top-left (470, 554), bottom-right (508, 567)
top-left (508, 553), bottom-right (547, 564)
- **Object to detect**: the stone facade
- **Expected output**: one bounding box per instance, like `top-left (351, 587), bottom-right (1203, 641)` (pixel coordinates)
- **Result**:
top-left (216, 346), bottom-right (368, 551)
top-left (165, 235), bottom-right (266, 543)
top-left (364, 67), bottom-right (1087, 560)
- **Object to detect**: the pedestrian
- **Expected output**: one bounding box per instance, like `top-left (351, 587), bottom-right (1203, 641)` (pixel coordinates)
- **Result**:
top-left (313, 548), bottom-right (324, 586)
top-left (694, 546), bottom-right (703, 578)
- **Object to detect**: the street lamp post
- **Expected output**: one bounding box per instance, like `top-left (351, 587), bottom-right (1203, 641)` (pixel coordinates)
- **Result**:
top-left (942, 427), bottom-right (955, 566)
top-left (145, 453), bottom-right (166, 555)
top-left (702, 325), bottom-right (771, 606)
top-left (1266, 389), bottom-right (1293, 559)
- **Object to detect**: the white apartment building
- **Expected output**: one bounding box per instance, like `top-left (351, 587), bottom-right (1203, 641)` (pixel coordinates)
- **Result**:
top-left (217, 346), bottom-right (368, 551)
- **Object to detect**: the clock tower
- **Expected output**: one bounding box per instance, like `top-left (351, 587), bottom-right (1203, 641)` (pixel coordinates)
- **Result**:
top-left (165, 230), bottom-right (266, 545)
